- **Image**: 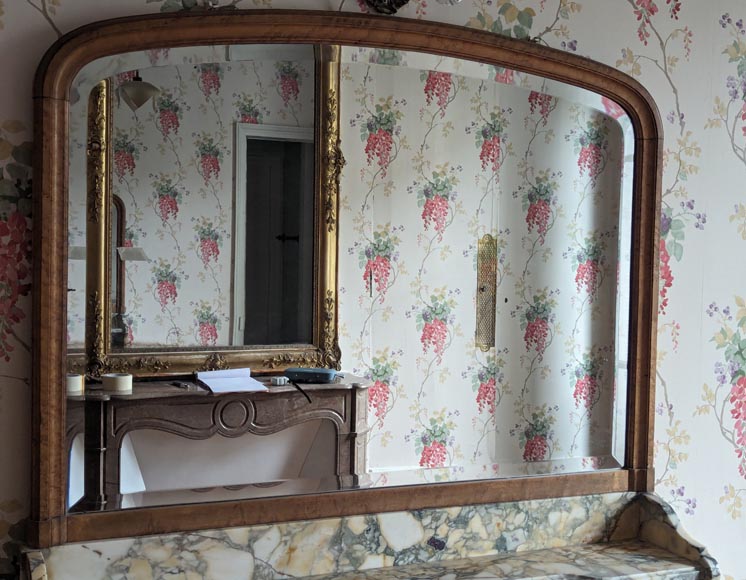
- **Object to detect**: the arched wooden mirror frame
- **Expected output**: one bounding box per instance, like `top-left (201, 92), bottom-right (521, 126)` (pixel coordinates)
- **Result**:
top-left (31, 10), bottom-right (661, 548)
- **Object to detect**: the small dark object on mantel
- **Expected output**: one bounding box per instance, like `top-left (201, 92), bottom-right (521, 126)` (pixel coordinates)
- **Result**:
top-left (364, 0), bottom-right (411, 15)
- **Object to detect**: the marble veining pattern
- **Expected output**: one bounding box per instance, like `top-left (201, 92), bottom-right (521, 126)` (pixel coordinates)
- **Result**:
top-left (40, 494), bottom-right (635, 579)
top-left (30, 493), bottom-right (718, 580)
top-left (304, 541), bottom-right (700, 580)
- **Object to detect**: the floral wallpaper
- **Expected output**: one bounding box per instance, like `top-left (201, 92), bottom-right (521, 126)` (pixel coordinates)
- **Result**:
top-left (337, 49), bottom-right (627, 477)
top-left (67, 49), bottom-right (314, 348)
top-left (1, 1), bottom-right (746, 579)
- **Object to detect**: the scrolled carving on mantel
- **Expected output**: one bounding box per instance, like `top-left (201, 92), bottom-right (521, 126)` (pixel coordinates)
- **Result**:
top-left (364, 0), bottom-right (411, 14)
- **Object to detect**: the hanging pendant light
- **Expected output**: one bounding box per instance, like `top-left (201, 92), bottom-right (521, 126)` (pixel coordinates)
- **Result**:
top-left (119, 71), bottom-right (160, 112)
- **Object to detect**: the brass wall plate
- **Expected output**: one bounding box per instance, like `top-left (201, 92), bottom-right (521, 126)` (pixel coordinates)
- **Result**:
top-left (476, 233), bottom-right (497, 352)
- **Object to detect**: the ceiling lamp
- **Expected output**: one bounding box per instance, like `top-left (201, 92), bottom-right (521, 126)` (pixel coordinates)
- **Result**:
top-left (119, 72), bottom-right (160, 112)
top-left (364, 0), bottom-right (461, 13)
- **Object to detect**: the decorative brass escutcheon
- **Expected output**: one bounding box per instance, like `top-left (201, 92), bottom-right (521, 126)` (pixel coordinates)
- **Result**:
top-left (475, 233), bottom-right (497, 352)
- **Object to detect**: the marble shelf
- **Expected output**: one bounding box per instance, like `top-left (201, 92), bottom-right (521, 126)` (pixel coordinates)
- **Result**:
top-left (303, 540), bottom-right (703, 579)
top-left (20, 492), bottom-right (718, 580)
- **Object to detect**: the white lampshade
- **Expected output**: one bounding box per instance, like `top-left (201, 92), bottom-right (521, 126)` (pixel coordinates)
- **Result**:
top-left (117, 247), bottom-right (150, 262)
top-left (119, 74), bottom-right (160, 112)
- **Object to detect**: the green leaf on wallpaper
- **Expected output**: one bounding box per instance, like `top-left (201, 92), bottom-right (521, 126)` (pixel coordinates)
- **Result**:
top-left (0, 179), bottom-right (16, 198)
top-left (517, 10), bottom-right (533, 30)
top-left (724, 41), bottom-right (741, 62)
top-left (671, 241), bottom-right (683, 261)
top-left (513, 25), bottom-right (529, 40)
top-left (17, 197), bottom-right (31, 217)
top-left (0, 139), bottom-right (12, 161)
top-left (671, 229), bottom-right (684, 241)
top-left (738, 58), bottom-right (746, 79)
top-left (1, 120), bottom-right (24, 134)
top-left (498, 3), bottom-right (518, 22)
top-left (491, 20), bottom-right (504, 35)
top-left (11, 142), bottom-right (32, 167)
top-left (5, 163), bottom-right (29, 182)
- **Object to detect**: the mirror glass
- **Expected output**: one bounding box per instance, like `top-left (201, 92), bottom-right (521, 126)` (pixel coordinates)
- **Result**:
top-left (66, 42), bottom-right (634, 510)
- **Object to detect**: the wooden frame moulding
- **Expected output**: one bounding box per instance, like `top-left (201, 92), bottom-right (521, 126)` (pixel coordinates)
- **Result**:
top-left (31, 10), bottom-right (662, 547)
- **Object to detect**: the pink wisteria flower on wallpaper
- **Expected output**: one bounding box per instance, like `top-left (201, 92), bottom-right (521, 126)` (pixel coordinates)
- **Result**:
top-left (0, 211), bottom-right (31, 362)
top-left (197, 63), bottom-right (223, 98)
top-left (528, 90), bottom-right (557, 126)
top-left (519, 291), bottom-right (556, 358)
top-left (152, 175), bottom-right (183, 222)
top-left (367, 354), bottom-right (399, 420)
top-left (360, 229), bottom-right (398, 301)
top-left (152, 259), bottom-right (180, 309)
top-left (491, 65), bottom-right (515, 85)
top-left (566, 350), bottom-right (608, 410)
top-left (567, 232), bottom-right (609, 301)
top-left (155, 90), bottom-right (182, 137)
top-left (474, 109), bottom-right (509, 172)
top-left (410, 414), bottom-right (457, 469)
top-left (658, 238), bottom-right (674, 314)
top-left (362, 100), bottom-right (401, 177)
top-left (513, 405), bottom-right (558, 463)
top-left (275, 61), bottom-right (301, 105)
top-left (194, 218), bottom-right (221, 267)
top-left (113, 130), bottom-right (140, 181)
top-left (194, 132), bottom-right (222, 184)
top-left (416, 292), bottom-right (456, 364)
top-left (521, 174), bottom-right (559, 244)
top-left (193, 300), bottom-right (220, 346)
top-left (422, 70), bottom-right (454, 116)
top-left (417, 171), bottom-right (457, 241)
top-left (700, 299), bottom-right (746, 513)
top-left (234, 94), bottom-right (266, 124)
top-left (567, 118), bottom-right (609, 182)
top-left (472, 357), bottom-right (505, 415)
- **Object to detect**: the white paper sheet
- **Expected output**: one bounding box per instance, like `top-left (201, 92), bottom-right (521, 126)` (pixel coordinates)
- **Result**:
top-left (196, 368), bottom-right (268, 393)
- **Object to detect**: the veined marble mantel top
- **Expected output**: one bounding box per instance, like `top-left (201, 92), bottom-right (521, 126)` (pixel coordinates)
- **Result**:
top-left (306, 541), bottom-right (703, 579)
top-left (21, 492), bottom-right (718, 580)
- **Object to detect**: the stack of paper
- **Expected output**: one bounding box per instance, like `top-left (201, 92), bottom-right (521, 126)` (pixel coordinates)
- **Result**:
top-left (196, 368), bottom-right (268, 393)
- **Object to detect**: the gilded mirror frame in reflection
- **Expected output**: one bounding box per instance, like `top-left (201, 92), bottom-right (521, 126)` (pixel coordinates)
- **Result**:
top-left (70, 45), bottom-right (343, 378)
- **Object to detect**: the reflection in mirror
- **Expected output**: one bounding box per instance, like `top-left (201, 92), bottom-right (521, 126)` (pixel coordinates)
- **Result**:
top-left (339, 47), bottom-right (632, 483)
top-left (105, 45), bottom-right (315, 349)
top-left (66, 42), bottom-right (634, 512)
top-left (234, 124), bottom-right (315, 345)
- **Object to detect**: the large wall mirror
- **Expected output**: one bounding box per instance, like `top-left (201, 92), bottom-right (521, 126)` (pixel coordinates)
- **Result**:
top-left (32, 11), bottom-right (660, 547)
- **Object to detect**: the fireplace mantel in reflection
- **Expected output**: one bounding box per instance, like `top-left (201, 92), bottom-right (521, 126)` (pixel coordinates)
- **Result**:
top-left (67, 376), bottom-right (370, 511)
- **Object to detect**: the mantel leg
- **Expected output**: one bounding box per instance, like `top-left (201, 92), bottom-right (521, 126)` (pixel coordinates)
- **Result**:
top-left (74, 399), bottom-right (107, 511)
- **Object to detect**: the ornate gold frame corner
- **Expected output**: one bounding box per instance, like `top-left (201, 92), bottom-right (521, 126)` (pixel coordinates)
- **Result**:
top-left (77, 46), bottom-right (343, 378)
